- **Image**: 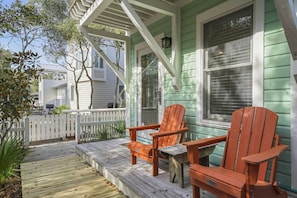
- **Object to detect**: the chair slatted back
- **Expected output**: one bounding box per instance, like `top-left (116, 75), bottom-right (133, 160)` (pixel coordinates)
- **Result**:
top-left (222, 107), bottom-right (278, 181)
top-left (158, 104), bottom-right (186, 147)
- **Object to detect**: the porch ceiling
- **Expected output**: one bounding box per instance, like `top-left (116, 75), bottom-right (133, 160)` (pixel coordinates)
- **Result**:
top-left (70, 0), bottom-right (178, 31)
top-left (70, 0), bottom-right (188, 91)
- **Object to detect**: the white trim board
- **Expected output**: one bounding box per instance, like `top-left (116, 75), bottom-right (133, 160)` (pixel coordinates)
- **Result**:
top-left (291, 59), bottom-right (297, 189)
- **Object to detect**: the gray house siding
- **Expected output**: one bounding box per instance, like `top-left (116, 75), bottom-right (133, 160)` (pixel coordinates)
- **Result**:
top-left (93, 66), bottom-right (121, 109)
top-left (129, 0), bottom-right (292, 191)
top-left (68, 45), bottom-right (124, 110)
top-left (77, 81), bottom-right (91, 110)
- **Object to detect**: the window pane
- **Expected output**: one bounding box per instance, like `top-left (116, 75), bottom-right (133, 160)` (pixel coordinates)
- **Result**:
top-left (205, 37), bottom-right (251, 69)
top-left (206, 66), bottom-right (252, 121)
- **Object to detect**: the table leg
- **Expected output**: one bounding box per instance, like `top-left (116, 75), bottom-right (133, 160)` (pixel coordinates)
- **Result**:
top-left (170, 156), bottom-right (184, 188)
top-left (176, 161), bottom-right (184, 188)
top-left (169, 156), bottom-right (176, 183)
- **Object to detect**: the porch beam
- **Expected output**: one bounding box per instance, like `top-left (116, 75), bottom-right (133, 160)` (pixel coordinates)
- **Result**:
top-left (82, 26), bottom-right (131, 90)
top-left (119, 0), bottom-right (178, 87)
top-left (274, 0), bottom-right (297, 60)
top-left (78, 26), bottom-right (128, 87)
top-left (76, 1), bottom-right (87, 12)
top-left (83, 26), bottom-right (130, 42)
top-left (171, 10), bottom-right (181, 90)
top-left (128, 0), bottom-right (178, 16)
top-left (80, 0), bottom-right (113, 26)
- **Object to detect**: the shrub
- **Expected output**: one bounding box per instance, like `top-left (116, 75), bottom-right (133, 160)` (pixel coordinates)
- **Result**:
top-left (0, 138), bottom-right (28, 184)
top-left (54, 104), bottom-right (69, 114)
top-left (111, 121), bottom-right (126, 137)
top-left (98, 127), bottom-right (109, 141)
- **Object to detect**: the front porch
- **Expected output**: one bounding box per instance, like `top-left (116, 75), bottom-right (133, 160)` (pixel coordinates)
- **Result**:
top-left (76, 137), bottom-right (215, 198)
top-left (21, 137), bottom-right (296, 197)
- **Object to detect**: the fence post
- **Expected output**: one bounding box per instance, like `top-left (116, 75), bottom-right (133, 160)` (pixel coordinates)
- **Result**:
top-left (76, 114), bottom-right (80, 144)
top-left (24, 117), bottom-right (29, 148)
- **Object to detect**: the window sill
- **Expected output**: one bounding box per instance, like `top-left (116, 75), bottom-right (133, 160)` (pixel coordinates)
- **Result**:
top-left (197, 119), bottom-right (230, 130)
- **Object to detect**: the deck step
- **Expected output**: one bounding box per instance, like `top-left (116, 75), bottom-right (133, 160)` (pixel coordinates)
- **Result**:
top-left (21, 154), bottom-right (126, 198)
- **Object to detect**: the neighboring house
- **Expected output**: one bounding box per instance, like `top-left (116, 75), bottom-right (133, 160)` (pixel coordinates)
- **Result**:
top-left (67, 45), bottom-right (125, 110)
top-left (70, 0), bottom-right (297, 193)
top-left (38, 64), bottom-right (67, 110)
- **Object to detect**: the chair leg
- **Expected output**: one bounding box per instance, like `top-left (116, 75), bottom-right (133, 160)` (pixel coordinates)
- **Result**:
top-left (131, 155), bottom-right (136, 165)
top-left (152, 156), bottom-right (158, 176)
top-left (192, 185), bottom-right (200, 198)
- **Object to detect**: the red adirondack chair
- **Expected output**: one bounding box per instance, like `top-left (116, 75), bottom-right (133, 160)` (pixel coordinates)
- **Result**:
top-left (184, 107), bottom-right (288, 198)
top-left (128, 104), bottom-right (188, 176)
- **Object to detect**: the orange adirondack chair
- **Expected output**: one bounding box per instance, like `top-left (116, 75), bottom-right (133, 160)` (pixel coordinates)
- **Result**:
top-left (183, 107), bottom-right (288, 198)
top-left (128, 104), bottom-right (188, 176)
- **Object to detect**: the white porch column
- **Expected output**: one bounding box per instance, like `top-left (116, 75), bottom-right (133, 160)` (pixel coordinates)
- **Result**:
top-left (291, 60), bottom-right (297, 189)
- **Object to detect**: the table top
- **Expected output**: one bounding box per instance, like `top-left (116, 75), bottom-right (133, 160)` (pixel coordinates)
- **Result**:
top-left (159, 144), bottom-right (187, 156)
top-left (159, 143), bottom-right (217, 157)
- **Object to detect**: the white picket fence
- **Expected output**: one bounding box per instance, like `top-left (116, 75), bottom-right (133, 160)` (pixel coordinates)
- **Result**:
top-left (0, 118), bottom-right (30, 148)
top-left (1, 108), bottom-right (126, 147)
top-left (29, 114), bottom-right (77, 142)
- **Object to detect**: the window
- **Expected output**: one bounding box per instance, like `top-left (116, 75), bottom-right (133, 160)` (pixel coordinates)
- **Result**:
top-left (197, 0), bottom-right (264, 126)
top-left (94, 53), bottom-right (104, 69)
top-left (92, 49), bottom-right (106, 81)
top-left (204, 6), bottom-right (253, 121)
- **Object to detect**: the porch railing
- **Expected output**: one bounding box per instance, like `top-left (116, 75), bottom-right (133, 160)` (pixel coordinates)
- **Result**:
top-left (0, 118), bottom-right (30, 148)
top-left (64, 108), bottom-right (126, 143)
top-left (1, 108), bottom-right (126, 146)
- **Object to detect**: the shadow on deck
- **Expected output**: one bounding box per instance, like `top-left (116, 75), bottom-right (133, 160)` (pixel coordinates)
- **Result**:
top-left (76, 138), bottom-right (216, 198)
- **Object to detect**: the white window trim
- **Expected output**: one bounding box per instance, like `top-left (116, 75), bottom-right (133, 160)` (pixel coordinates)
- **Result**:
top-left (196, 0), bottom-right (264, 128)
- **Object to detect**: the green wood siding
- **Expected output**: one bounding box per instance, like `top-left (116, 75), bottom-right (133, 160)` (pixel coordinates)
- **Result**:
top-left (264, 0), bottom-right (291, 189)
top-left (129, 0), bottom-right (292, 191)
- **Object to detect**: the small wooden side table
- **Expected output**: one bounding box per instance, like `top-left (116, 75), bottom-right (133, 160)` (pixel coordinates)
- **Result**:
top-left (159, 144), bottom-right (215, 188)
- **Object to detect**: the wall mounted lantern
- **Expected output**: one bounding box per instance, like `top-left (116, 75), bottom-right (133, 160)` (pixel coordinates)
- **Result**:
top-left (161, 36), bottom-right (172, 48)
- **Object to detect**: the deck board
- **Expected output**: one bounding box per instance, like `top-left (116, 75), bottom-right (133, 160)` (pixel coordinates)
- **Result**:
top-left (76, 138), bottom-right (218, 198)
top-left (20, 138), bottom-right (295, 198)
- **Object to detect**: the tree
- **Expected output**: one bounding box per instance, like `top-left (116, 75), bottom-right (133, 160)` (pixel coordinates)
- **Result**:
top-left (38, 0), bottom-right (93, 109)
top-left (43, 17), bottom-right (94, 109)
top-left (0, 48), bottom-right (12, 76)
top-left (0, 52), bottom-right (40, 143)
top-left (2, 0), bottom-right (45, 53)
top-left (40, 0), bottom-right (126, 109)
top-left (0, 0), bottom-right (42, 142)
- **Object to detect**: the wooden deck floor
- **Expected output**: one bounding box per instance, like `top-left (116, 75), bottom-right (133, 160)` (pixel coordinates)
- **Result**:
top-left (21, 141), bottom-right (127, 198)
top-left (21, 139), bottom-right (295, 198)
top-left (76, 138), bottom-right (217, 198)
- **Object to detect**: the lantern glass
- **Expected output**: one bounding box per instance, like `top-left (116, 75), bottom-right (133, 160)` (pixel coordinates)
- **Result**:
top-left (161, 36), bottom-right (172, 48)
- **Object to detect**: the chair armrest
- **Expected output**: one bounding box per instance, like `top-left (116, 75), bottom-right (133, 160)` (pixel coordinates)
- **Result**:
top-left (151, 127), bottom-right (189, 149)
top-left (150, 127), bottom-right (189, 138)
top-left (183, 135), bottom-right (227, 164)
top-left (242, 144), bottom-right (288, 165)
top-left (127, 124), bottom-right (160, 131)
top-left (128, 124), bottom-right (160, 141)
top-left (183, 135), bottom-right (227, 148)
top-left (243, 144), bottom-right (288, 190)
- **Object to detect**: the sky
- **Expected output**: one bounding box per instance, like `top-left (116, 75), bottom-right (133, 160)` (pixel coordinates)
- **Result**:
top-left (0, 0), bottom-right (54, 65)
top-left (2, 0), bottom-right (27, 6)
